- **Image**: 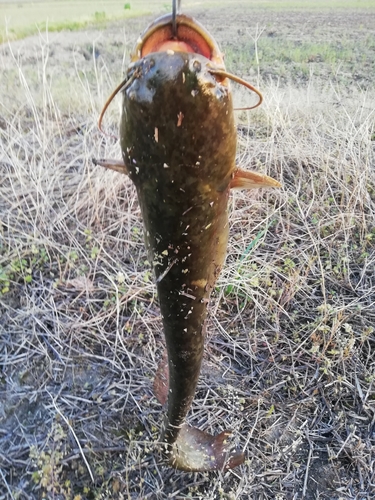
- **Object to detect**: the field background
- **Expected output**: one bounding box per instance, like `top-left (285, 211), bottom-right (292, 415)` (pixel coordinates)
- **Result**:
top-left (1, 1), bottom-right (374, 499)
top-left (2, 0), bottom-right (375, 43)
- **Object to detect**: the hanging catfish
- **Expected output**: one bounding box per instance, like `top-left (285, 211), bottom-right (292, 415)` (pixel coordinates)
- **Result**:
top-left (94, 12), bottom-right (281, 472)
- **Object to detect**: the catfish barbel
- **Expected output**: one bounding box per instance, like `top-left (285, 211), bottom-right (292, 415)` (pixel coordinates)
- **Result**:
top-left (94, 12), bottom-right (280, 472)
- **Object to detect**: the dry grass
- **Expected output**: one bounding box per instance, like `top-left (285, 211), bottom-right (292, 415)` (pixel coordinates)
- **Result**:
top-left (1, 8), bottom-right (375, 500)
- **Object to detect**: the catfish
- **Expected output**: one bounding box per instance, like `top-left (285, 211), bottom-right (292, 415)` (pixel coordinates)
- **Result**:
top-left (94, 12), bottom-right (280, 471)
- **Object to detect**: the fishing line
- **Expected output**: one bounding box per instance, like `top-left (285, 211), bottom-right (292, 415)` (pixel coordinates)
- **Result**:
top-left (172, 0), bottom-right (177, 37)
top-left (172, 0), bottom-right (182, 37)
top-left (208, 69), bottom-right (263, 110)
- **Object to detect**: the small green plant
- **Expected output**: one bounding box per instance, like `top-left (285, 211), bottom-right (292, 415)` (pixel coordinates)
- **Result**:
top-left (94, 11), bottom-right (106, 22)
top-left (124, 3), bottom-right (131, 9)
top-left (30, 422), bottom-right (70, 497)
top-left (0, 244), bottom-right (51, 293)
top-left (0, 266), bottom-right (10, 294)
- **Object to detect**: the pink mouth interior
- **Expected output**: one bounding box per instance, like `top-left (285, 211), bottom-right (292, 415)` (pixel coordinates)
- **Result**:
top-left (140, 24), bottom-right (212, 59)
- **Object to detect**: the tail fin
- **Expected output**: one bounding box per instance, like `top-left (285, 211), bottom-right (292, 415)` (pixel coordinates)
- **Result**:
top-left (166, 423), bottom-right (244, 472)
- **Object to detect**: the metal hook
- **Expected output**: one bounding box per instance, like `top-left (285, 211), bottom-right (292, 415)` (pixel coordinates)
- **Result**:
top-left (172, 0), bottom-right (181, 38)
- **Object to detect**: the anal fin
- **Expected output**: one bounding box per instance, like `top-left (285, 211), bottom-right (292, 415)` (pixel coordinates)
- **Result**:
top-left (230, 168), bottom-right (281, 189)
top-left (154, 351), bottom-right (169, 406)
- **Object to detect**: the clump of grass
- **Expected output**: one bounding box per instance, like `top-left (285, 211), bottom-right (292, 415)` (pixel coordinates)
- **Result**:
top-left (1, 8), bottom-right (374, 499)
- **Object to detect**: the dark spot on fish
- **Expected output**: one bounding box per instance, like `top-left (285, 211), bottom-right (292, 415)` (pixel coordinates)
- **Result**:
top-left (192, 60), bottom-right (201, 73)
top-left (147, 79), bottom-right (156, 91)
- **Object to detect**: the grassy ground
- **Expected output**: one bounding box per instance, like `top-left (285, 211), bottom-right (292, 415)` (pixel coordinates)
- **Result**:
top-left (2, 0), bottom-right (375, 43)
top-left (1, 3), bottom-right (375, 500)
top-left (0, 0), bottom-right (166, 44)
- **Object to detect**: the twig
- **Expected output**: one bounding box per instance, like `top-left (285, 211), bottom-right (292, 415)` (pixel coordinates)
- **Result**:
top-left (0, 467), bottom-right (15, 500)
top-left (302, 432), bottom-right (314, 498)
top-left (61, 446), bottom-right (126, 465)
top-left (48, 393), bottom-right (94, 482)
top-left (246, 24), bottom-right (265, 86)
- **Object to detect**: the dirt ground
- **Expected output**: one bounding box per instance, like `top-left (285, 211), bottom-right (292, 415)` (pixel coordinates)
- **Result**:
top-left (1, 4), bottom-right (375, 500)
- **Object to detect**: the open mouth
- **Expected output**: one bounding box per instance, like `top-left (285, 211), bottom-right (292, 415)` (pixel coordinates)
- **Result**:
top-left (132, 13), bottom-right (224, 65)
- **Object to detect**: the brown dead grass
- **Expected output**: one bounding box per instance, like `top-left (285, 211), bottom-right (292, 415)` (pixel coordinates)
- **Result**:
top-left (0, 6), bottom-right (374, 500)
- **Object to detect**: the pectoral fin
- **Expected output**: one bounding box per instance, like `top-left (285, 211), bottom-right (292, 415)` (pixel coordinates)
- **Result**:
top-left (92, 158), bottom-right (129, 175)
top-left (230, 168), bottom-right (281, 189)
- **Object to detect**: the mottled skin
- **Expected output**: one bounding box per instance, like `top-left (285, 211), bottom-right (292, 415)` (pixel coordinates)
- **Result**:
top-left (120, 52), bottom-right (238, 465)
top-left (94, 12), bottom-right (279, 471)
